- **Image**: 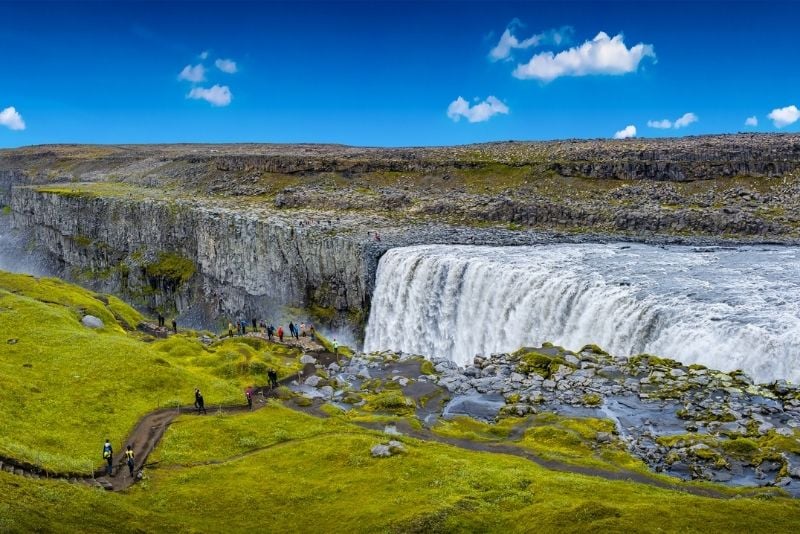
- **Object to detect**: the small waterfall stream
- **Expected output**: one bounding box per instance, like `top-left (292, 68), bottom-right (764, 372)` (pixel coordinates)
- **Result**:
top-left (364, 243), bottom-right (800, 383)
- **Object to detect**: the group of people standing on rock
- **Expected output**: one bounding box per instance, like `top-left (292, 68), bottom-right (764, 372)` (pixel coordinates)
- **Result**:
top-left (157, 313), bottom-right (178, 334)
top-left (227, 317), bottom-right (315, 343)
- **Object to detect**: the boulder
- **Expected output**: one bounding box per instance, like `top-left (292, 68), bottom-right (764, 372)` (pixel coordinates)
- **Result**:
top-left (81, 315), bottom-right (104, 329)
top-left (371, 444), bottom-right (392, 458)
top-left (304, 375), bottom-right (322, 388)
top-left (300, 355), bottom-right (317, 365)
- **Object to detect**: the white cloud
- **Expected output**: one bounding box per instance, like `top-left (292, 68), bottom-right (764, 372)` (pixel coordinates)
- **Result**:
top-left (187, 84), bottom-right (232, 106)
top-left (513, 31), bottom-right (655, 82)
top-left (613, 125), bottom-right (637, 139)
top-left (489, 24), bottom-right (572, 62)
top-left (647, 119), bottom-right (672, 129)
top-left (745, 116), bottom-right (758, 127)
top-left (215, 58), bottom-right (238, 73)
top-left (673, 112), bottom-right (698, 129)
top-left (0, 106), bottom-right (25, 130)
top-left (646, 112), bottom-right (698, 130)
top-left (199, 51), bottom-right (209, 60)
top-left (178, 63), bottom-right (206, 82)
top-left (768, 105), bottom-right (800, 128)
top-left (447, 96), bottom-right (509, 123)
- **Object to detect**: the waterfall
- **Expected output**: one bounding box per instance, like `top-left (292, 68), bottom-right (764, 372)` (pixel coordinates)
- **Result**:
top-left (364, 244), bottom-right (800, 384)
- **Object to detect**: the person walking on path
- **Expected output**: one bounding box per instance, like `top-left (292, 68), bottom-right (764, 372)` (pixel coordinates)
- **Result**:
top-left (277, 326), bottom-right (284, 342)
top-left (289, 322), bottom-right (295, 339)
top-left (332, 338), bottom-right (339, 359)
top-left (309, 324), bottom-right (316, 341)
top-left (158, 313), bottom-right (165, 328)
top-left (195, 388), bottom-right (207, 414)
top-left (102, 439), bottom-right (113, 476)
top-left (267, 324), bottom-right (274, 341)
top-left (252, 318), bottom-right (258, 332)
top-left (246, 388), bottom-right (253, 410)
top-left (228, 322), bottom-right (234, 337)
top-left (171, 319), bottom-right (177, 334)
top-left (268, 368), bottom-right (278, 389)
top-left (125, 445), bottom-right (135, 477)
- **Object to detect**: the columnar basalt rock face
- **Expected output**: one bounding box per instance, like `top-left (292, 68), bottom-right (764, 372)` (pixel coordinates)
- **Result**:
top-left (10, 188), bottom-right (372, 322)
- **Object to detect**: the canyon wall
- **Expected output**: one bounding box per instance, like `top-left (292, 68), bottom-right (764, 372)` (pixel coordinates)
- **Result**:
top-left (10, 188), bottom-right (374, 324)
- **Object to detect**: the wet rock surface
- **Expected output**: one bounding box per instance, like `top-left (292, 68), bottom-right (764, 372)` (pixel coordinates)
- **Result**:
top-left (289, 344), bottom-right (800, 496)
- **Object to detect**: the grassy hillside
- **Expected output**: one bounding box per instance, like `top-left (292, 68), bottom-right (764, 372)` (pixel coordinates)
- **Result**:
top-left (0, 271), bottom-right (300, 473)
top-left (1, 271), bottom-right (800, 532)
top-left (2, 402), bottom-right (800, 533)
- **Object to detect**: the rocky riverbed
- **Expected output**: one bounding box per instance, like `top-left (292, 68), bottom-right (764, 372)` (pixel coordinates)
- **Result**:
top-left (287, 343), bottom-right (800, 496)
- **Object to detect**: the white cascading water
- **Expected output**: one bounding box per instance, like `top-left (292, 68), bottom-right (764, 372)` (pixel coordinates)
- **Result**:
top-left (363, 244), bottom-right (800, 384)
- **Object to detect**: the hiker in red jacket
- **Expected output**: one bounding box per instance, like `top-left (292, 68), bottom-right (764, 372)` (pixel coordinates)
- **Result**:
top-left (277, 326), bottom-right (284, 342)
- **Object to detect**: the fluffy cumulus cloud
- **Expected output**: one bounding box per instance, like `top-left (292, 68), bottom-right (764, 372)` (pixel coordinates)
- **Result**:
top-left (178, 63), bottom-right (206, 82)
top-left (0, 106), bottom-right (25, 130)
top-left (187, 84), bottom-right (232, 107)
top-left (673, 112), bottom-right (698, 128)
top-left (513, 32), bottom-right (655, 82)
top-left (745, 116), bottom-right (758, 127)
top-left (215, 58), bottom-right (237, 73)
top-left (647, 112), bottom-right (698, 130)
top-left (613, 125), bottom-right (637, 139)
top-left (447, 96), bottom-right (509, 123)
top-left (768, 105), bottom-right (800, 128)
top-left (647, 119), bottom-right (672, 129)
top-left (489, 22), bottom-right (572, 62)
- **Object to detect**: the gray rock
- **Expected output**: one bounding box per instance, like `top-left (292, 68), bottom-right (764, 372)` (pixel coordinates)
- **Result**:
top-left (319, 385), bottom-right (334, 398)
top-left (299, 355), bottom-right (317, 365)
top-left (304, 375), bottom-right (322, 388)
top-left (371, 444), bottom-right (392, 458)
top-left (81, 315), bottom-right (104, 329)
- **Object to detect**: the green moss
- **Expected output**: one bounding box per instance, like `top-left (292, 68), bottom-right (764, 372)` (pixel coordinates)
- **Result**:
top-left (72, 235), bottom-right (92, 247)
top-left (721, 437), bottom-right (760, 457)
top-left (420, 359), bottom-right (436, 376)
top-left (581, 393), bottom-right (602, 406)
top-left (364, 391), bottom-right (415, 414)
top-left (1, 205), bottom-right (11, 215)
top-left (144, 252), bottom-right (195, 286)
top-left (512, 348), bottom-right (569, 378)
top-left (579, 344), bottom-right (609, 356)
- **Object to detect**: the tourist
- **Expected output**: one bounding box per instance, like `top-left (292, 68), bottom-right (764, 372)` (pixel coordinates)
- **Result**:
top-left (125, 445), bottom-right (135, 477)
top-left (309, 324), bottom-right (315, 340)
top-left (267, 324), bottom-right (274, 341)
top-left (252, 318), bottom-right (257, 332)
top-left (289, 322), bottom-right (296, 339)
top-left (157, 312), bottom-right (164, 328)
top-left (246, 388), bottom-right (253, 410)
top-left (277, 326), bottom-right (284, 342)
top-left (300, 323), bottom-right (306, 336)
top-left (171, 319), bottom-right (177, 334)
top-left (195, 388), bottom-right (207, 414)
top-left (332, 338), bottom-right (339, 359)
top-left (268, 368), bottom-right (279, 388)
top-left (102, 439), bottom-right (113, 476)
top-left (228, 322), bottom-right (234, 337)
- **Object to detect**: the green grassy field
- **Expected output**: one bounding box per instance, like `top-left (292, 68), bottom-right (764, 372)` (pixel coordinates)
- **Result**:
top-left (2, 271), bottom-right (800, 532)
top-left (0, 271), bottom-right (300, 473)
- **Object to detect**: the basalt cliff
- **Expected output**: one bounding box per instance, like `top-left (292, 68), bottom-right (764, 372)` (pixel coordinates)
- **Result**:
top-left (2, 134), bottom-right (800, 326)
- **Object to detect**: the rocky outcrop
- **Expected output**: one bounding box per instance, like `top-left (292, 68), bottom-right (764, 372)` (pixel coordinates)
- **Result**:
top-left (10, 188), bottom-right (372, 322)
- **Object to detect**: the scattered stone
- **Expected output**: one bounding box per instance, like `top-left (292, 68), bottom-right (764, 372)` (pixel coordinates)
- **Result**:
top-left (81, 315), bottom-right (104, 329)
top-left (300, 355), bottom-right (317, 365)
top-left (371, 444), bottom-right (392, 458)
top-left (304, 375), bottom-right (322, 388)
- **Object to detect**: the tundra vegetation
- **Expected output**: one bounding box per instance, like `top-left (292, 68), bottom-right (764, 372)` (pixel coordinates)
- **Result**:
top-left (1, 271), bottom-right (800, 532)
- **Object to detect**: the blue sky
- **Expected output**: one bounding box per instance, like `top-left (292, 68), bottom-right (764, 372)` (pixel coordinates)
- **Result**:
top-left (1, 0), bottom-right (799, 147)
